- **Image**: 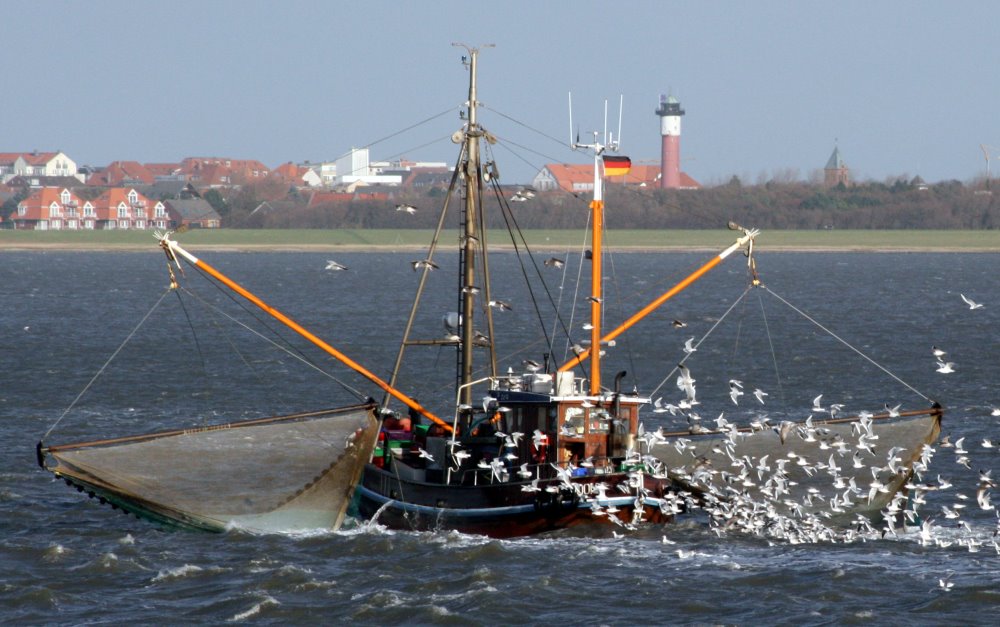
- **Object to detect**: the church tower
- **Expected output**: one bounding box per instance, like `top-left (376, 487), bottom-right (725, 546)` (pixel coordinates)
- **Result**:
top-left (824, 146), bottom-right (850, 187)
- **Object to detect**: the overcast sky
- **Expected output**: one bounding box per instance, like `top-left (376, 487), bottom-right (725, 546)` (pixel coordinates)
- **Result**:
top-left (3, 1), bottom-right (998, 185)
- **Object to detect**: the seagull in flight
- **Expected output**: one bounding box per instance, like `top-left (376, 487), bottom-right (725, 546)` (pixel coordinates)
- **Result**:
top-left (489, 299), bottom-right (512, 311)
top-left (395, 203), bottom-right (418, 214)
top-left (812, 394), bottom-right (824, 412)
top-left (325, 260), bottom-right (348, 271)
top-left (671, 319), bottom-right (687, 329)
top-left (682, 337), bottom-right (697, 355)
top-left (932, 346), bottom-right (947, 358)
top-left (960, 293), bottom-right (984, 309)
top-left (411, 259), bottom-right (439, 271)
top-left (753, 388), bottom-right (768, 404)
top-left (544, 257), bottom-right (565, 268)
top-left (728, 380), bottom-right (744, 405)
top-left (935, 360), bottom-right (956, 374)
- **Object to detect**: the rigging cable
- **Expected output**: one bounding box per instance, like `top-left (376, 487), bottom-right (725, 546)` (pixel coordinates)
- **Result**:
top-left (42, 288), bottom-right (173, 441)
top-left (481, 141), bottom-right (588, 380)
top-left (185, 264), bottom-right (370, 403)
top-left (756, 288), bottom-right (786, 406)
top-left (648, 285), bottom-right (753, 401)
top-left (760, 285), bottom-right (932, 403)
top-left (601, 233), bottom-right (640, 393)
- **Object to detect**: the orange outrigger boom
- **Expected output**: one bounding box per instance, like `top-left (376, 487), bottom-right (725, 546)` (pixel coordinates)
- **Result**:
top-left (158, 233), bottom-right (452, 432)
top-left (558, 227), bottom-right (759, 374)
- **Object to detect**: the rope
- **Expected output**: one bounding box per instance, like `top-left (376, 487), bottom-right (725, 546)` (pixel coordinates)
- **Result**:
top-left (756, 289), bottom-right (785, 405)
top-left (43, 288), bottom-right (173, 440)
top-left (179, 287), bottom-right (369, 402)
top-left (648, 285), bottom-right (753, 400)
top-left (761, 285), bottom-right (931, 402)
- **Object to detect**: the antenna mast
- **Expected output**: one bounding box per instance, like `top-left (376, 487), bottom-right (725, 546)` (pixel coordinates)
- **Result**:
top-left (570, 96), bottom-right (623, 394)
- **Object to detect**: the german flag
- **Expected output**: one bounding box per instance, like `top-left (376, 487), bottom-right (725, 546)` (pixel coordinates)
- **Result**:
top-left (602, 155), bottom-right (631, 177)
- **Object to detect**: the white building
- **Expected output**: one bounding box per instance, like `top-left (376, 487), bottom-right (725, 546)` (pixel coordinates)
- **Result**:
top-left (0, 151), bottom-right (79, 184)
top-left (335, 148), bottom-right (401, 186)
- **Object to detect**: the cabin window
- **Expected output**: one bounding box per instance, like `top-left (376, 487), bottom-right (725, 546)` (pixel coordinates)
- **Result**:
top-left (85, 220), bottom-right (93, 229)
top-left (589, 409), bottom-right (611, 433)
top-left (117, 205), bottom-right (129, 218)
top-left (118, 219), bottom-right (129, 229)
top-left (562, 407), bottom-right (584, 436)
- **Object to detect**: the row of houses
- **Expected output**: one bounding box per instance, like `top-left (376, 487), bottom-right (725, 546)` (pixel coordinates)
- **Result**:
top-left (8, 187), bottom-right (220, 231)
top-left (1, 149), bottom-right (700, 196)
top-left (0, 150), bottom-right (452, 190)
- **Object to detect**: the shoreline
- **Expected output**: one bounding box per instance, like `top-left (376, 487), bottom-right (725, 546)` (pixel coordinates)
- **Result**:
top-left (2, 242), bottom-right (999, 253)
top-left (3, 229), bottom-right (1000, 253)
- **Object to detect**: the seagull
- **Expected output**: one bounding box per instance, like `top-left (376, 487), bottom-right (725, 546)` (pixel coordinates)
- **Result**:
top-left (522, 359), bottom-right (541, 372)
top-left (932, 346), bottom-right (947, 358)
top-left (753, 388), bottom-right (768, 404)
top-left (683, 337), bottom-right (697, 355)
top-left (416, 448), bottom-right (435, 463)
top-left (395, 203), bottom-right (418, 214)
top-left (812, 394), bottom-right (825, 412)
top-left (935, 360), bottom-right (956, 374)
top-left (729, 380), bottom-right (744, 405)
top-left (885, 403), bottom-right (901, 418)
top-left (488, 299), bottom-right (512, 311)
top-left (325, 260), bottom-right (348, 271)
top-left (960, 293), bottom-right (984, 309)
top-left (671, 319), bottom-right (687, 329)
top-left (510, 192), bottom-right (528, 202)
top-left (587, 296), bottom-right (603, 304)
top-left (411, 259), bottom-right (439, 271)
top-left (544, 257), bottom-right (565, 268)
top-left (676, 364), bottom-right (697, 403)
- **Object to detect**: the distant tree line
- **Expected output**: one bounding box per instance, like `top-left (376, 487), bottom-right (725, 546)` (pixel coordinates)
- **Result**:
top-left (10, 175), bottom-right (994, 230)
top-left (209, 176), bottom-right (999, 231)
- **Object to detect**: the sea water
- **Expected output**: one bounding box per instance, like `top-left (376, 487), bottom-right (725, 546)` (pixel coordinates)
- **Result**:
top-left (2, 249), bottom-right (998, 624)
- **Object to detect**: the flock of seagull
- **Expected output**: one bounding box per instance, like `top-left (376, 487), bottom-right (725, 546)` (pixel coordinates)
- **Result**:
top-left (330, 240), bottom-right (994, 564)
top-left (629, 290), bottom-right (998, 559)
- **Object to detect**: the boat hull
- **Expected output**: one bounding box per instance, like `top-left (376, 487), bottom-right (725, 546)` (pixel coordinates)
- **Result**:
top-left (356, 464), bottom-right (673, 538)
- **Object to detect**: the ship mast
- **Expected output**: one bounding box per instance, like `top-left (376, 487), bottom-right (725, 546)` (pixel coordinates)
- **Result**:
top-left (573, 117), bottom-right (616, 395)
top-left (455, 43), bottom-right (493, 405)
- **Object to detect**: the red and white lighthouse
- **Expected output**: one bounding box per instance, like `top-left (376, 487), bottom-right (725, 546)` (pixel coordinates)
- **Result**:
top-left (656, 94), bottom-right (685, 189)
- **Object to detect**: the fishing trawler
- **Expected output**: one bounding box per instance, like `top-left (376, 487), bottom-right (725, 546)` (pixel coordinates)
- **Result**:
top-left (38, 46), bottom-right (942, 537)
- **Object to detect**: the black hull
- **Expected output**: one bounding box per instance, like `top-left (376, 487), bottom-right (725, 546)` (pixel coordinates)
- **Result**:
top-left (356, 464), bottom-right (673, 538)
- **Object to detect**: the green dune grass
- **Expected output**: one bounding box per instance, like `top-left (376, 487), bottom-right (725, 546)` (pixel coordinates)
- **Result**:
top-left (2, 229), bottom-right (1000, 251)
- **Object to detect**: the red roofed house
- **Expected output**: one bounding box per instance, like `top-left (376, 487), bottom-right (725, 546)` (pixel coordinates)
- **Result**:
top-left (606, 164), bottom-right (700, 189)
top-left (144, 162), bottom-right (184, 179)
top-left (0, 151), bottom-right (78, 184)
top-left (533, 162), bottom-right (700, 192)
top-left (90, 188), bottom-right (168, 230)
top-left (532, 164), bottom-right (596, 193)
top-left (87, 161), bottom-right (155, 187)
top-left (12, 187), bottom-right (91, 230)
top-left (180, 157), bottom-right (271, 187)
top-left (271, 161), bottom-right (322, 187)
